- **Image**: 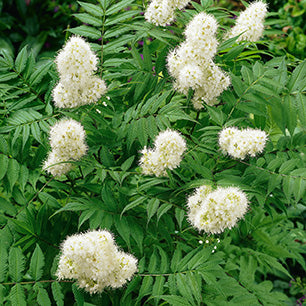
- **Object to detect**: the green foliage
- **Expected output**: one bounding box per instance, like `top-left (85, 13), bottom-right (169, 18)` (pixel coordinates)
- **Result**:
top-left (0, 0), bottom-right (305, 305)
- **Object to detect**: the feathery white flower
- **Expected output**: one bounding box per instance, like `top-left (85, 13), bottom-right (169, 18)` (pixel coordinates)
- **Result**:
top-left (55, 36), bottom-right (98, 84)
top-left (145, 0), bottom-right (190, 26)
top-left (49, 118), bottom-right (87, 160)
top-left (139, 147), bottom-right (164, 176)
top-left (43, 118), bottom-right (87, 177)
top-left (57, 230), bottom-right (138, 294)
top-left (145, 0), bottom-right (174, 26)
top-left (226, 1), bottom-right (268, 42)
top-left (187, 185), bottom-right (213, 221)
top-left (219, 127), bottom-right (267, 159)
top-left (177, 64), bottom-right (204, 93)
top-left (140, 129), bottom-right (187, 177)
top-left (184, 12), bottom-right (219, 59)
top-left (53, 77), bottom-right (107, 109)
top-left (167, 13), bottom-right (230, 108)
top-left (54, 36), bottom-right (107, 108)
top-left (43, 151), bottom-right (73, 177)
top-left (187, 186), bottom-right (248, 234)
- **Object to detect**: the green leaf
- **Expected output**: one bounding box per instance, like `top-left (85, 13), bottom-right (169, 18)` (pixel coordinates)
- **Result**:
top-left (0, 154), bottom-right (9, 180)
top-left (68, 25), bottom-right (101, 39)
top-left (147, 198), bottom-right (160, 224)
top-left (15, 46), bottom-right (28, 73)
top-left (157, 203), bottom-right (172, 222)
top-left (121, 196), bottom-right (146, 217)
top-left (121, 155), bottom-right (135, 171)
top-left (72, 283), bottom-right (84, 306)
top-left (296, 93), bottom-right (306, 126)
top-left (38, 192), bottom-right (61, 209)
top-left (293, 177), bottom-right (306, 203)
top-left (50, 202), bottom-right (87, 218)
top-left (152, 275), bottom-right (165, 299)
top-left (187, 248), bottom-right (210, 270)
top-left (176, 273), bottom-right (195, 304)
top-left (29, 61), bottom-right (53, 85)
top-left (0, 245), bottom-right (8, 282)
top-left (78, 1), bottom-right (104, 17)
top-left (51, 282), bottom-right (64, 306)
top-left (0, 196), bottom-right (17, 215)
top-left (279, 159), bottom-right (297, 174)
top-left (35, 283), bottom-right (51, 306)
top-left (0, 72), bottom-right (18, 82)
top-left (283, 96), bottom-right (297, 135)
top-left (223, 44), bottom-right (245, 61)
top-left (156, 295), bottom-right (192, 306)
top-left (29, 244), bottom-right (45, 280)
top-left (104, 10), bottom-right (138, 26)
top-left (137, 276), bottom-right (154, 302)
top-left (287, 60), bottom-right (306, 92)
top-left (73, 13), bottom-right (103, 27)
top-left (114, 216), bottom-right (131, 247)
top-left (7, 158), bottom-right (20, 190)
top-left (9, 284), bottom-right (26, 306)
top-left (207, 106), bottom-right (225, 126)
top-left (31, 122), bottom-right (42, 143)
top-left (22, 125), bottom-right (30, 149)
top-left (9, 247), bottom-right (25, 282)
top-left (106, 0), bottom-right (131, 15)
top-left (148, 249), bottom-right (158, 273)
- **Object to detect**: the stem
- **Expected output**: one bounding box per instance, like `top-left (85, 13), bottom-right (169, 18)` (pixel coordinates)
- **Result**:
top-left (239, 160), bottom-right (306, 180)
top-left (100, 8), bottom-right (106, 77)
top-left (1, 280), bottom-right (73, 286)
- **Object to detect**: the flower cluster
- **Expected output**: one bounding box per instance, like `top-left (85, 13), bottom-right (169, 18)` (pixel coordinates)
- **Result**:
top-left (219, 127), bottom-right (268, 159)
top-left (56, 230), bottom-right (138, 294)
top-left (187, 185), bottom-right (248, 234)
top-left (53, 36), bottom-right (107, 108)
top-left (43, 118), bottom-right (87, 176)
top-left (145, 0), bottom-right (190, 26)
top-left (225, 1), bottom-right (268, 42)
top-left (140, 129), bottom-right (187, 177)
top-left (167, 12), bottom-right (230, 109)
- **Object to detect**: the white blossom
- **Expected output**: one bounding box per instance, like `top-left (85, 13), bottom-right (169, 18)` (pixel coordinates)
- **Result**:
top-left (54, 36), bottom-right (107, 108)
top-left (225, 1), bottom-right (268, 42)
top-left (55, 36), bottom-right (98, 84)
top-left (49, 118), bottom-right (87, 160)
top-left (191, 61), bottom-right (230, 108)
top-left (139, 129), bottom-right (187, 177)
top-left (145, 0), bottom-right (190, 26)
top-left (219, 127), bottom-right (268, 159)
top-left (43, 151), bottom-right (73, 177)
top-left (187, 186), bottom-right (248, 234)
top-left (167, 13), bottom-right (230, 108)
top-left (53, 77), bottom-right (107, 108)
top-left (56, 230), bottom-right (138, 294)
top-left (43, 118), bottom-right (87, 177)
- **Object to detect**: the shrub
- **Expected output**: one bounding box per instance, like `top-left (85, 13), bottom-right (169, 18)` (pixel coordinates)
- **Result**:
top-left (0, 0), bottom-right (305, 305)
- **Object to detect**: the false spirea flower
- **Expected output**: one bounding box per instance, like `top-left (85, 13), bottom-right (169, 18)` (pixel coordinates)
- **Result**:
top-left (53, 36), bottom-right (107, 108)
top-left (56, 230), bottom-right (138, 294)
top-left (55, 36), bottom-right (98, 83)
top-left (225, 1), bottom-right (268, 42)
top-left (167, 13), bottom-right (230, 108)
top-left (187, 185), bottom-right (248, 234)
top-left (139, 129), bottom-right (187, 177)
top-left (145, 0), bottom-right (190, 26)
top-left (53, 77), bottom-right (107, 109)
top-left (219, 127), bottom-right (268, 159)
top-left (43, 118), bottom-right (87, 177)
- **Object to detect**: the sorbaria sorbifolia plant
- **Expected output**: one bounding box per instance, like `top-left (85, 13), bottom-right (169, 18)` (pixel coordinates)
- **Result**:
top-left (0, 0), bottom-right (305, 305)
